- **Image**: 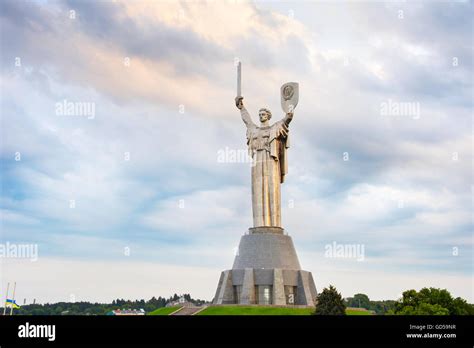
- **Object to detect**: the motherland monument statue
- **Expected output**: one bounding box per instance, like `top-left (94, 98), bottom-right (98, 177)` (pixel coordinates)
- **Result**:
top-left (213, 62), bottom-right (317, 306)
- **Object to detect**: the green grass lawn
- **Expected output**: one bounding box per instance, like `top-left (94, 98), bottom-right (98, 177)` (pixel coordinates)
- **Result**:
top-left (197, 306), bottom-right (314, 315)
top-left (345, 309), bottom-right (373, 315)
top-left (148, 306), bottom-right (182, 315)
top-left (197, 306), bottom-right (374, 316)
top-left (148, 305), bottom-right (374, 316)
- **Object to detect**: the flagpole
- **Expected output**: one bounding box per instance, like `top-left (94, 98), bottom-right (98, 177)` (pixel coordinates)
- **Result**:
top-left (10, 282), bottom-right (16, 315)
top-left (3, 282), bottom-right (9, 316)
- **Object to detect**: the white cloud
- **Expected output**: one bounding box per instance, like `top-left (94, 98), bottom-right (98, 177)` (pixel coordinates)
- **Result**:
top-left (0, 209), bottom-right (39, 226)
top-left (141, 186), bottom-right (250, 233)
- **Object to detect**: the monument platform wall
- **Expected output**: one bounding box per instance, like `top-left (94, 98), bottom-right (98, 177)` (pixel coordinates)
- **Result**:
top-left (232, 230), bottom-right (301, 270)
top-left (213, 228), bottom-right (317, 306)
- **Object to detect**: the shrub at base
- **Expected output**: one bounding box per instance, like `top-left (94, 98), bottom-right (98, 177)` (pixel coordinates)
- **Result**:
top-left (314, 285), bottom-right (346, 315)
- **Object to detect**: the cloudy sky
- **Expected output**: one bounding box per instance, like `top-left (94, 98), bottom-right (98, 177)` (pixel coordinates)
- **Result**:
top-left (0, 0), bottom-right (472, 304)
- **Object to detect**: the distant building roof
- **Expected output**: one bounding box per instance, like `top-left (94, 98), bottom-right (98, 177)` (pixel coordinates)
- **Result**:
top-left (107, 308), bottom-right (145, 316)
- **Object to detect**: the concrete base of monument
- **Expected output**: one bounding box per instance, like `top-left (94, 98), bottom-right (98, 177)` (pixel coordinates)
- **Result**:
top-left (213, 227), bottom-right (317, 306)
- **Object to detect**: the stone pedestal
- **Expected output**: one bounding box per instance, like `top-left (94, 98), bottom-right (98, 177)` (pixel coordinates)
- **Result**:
top-left (213, 227), bottom-right (317, 306)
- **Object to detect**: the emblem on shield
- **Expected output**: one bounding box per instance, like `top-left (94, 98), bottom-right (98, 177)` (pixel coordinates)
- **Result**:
top-left (280, 82), bottom-right (299, 113)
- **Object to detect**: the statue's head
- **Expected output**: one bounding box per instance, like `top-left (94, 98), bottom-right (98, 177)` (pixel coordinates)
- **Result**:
top-left (258, 108), bottom-right (272, 123)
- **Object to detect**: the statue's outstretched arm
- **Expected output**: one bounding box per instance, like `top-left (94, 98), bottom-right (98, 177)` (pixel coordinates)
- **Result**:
top-left (241, 106), bottom-right (256, 128)
top-left (235, 96), bottom-right (256, 128)
top-left (282, 111), bottom-right (294, 126)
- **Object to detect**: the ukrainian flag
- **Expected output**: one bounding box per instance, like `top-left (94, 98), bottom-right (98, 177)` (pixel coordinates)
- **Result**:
top-left (5, 299), bottom-right (20, 309)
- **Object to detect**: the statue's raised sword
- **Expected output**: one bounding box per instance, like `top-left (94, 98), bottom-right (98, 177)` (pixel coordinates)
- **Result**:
top-left (237, 61), bottom-right (242, 97)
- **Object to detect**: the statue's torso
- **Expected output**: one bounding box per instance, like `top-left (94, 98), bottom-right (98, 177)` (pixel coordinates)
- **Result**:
top-left (249, 126), bottom-right (272, 152)
top-left (245, 120), bottom-right (288, 163)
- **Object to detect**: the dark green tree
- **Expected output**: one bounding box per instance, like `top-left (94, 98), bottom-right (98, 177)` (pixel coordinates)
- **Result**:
top-left (314, 285), bottom-right (346, 315)
top-left (392, 287), bottom-right (474, 315)
top-left (395, 303), bottom-right (449, 315)
top-left (346, 293), bottom-right (370, 309)
top-left (451, 297), bottom-right (474, 315)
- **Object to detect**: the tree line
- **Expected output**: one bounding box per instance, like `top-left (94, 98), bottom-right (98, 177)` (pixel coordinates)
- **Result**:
top-left (2, 293), bottom-right (207, 315)
top-left (314, 286), bottom-right (474, 315)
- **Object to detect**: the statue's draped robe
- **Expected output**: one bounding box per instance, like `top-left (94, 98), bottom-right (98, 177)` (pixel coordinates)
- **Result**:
top-left (241, 107), bottom-right (292, 227)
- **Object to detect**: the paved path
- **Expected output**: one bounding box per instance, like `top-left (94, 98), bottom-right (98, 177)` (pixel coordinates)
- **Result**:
top-left (171, 306), bottom-right (207, 316)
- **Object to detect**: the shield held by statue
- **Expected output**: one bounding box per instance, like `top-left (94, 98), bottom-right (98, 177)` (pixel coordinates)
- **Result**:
top-left (280, 82), bottom-right (299, 113)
